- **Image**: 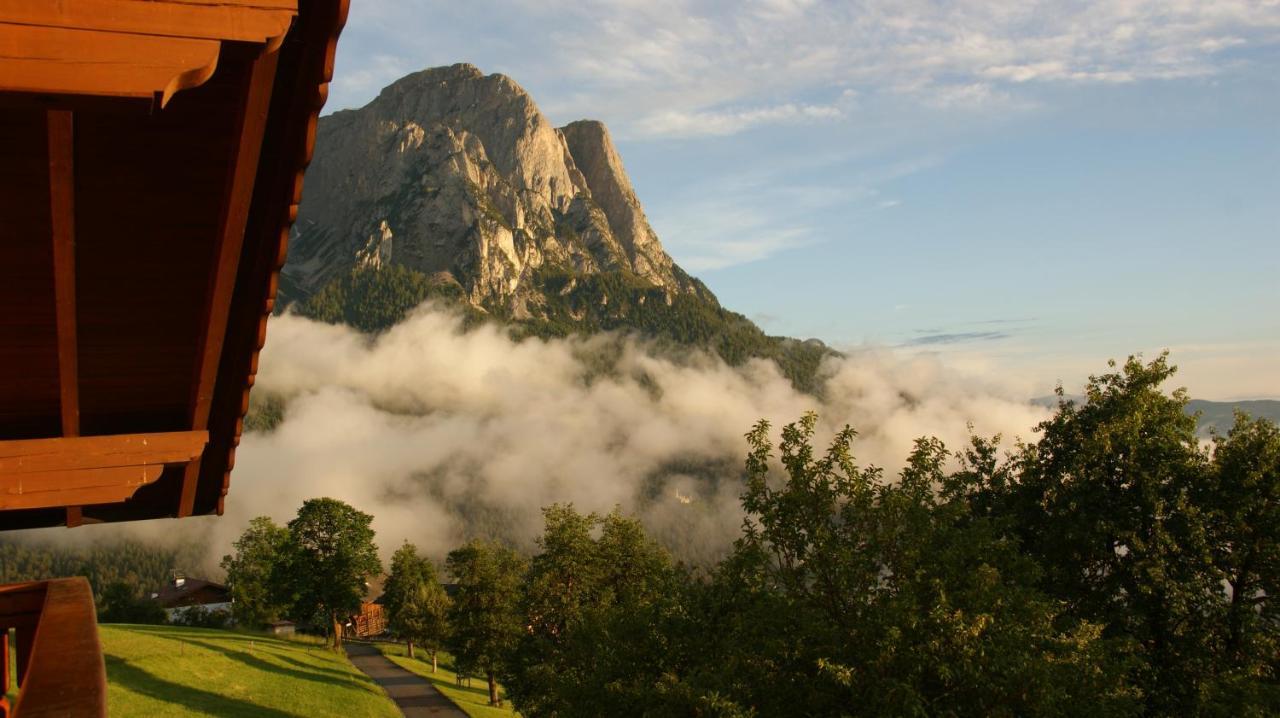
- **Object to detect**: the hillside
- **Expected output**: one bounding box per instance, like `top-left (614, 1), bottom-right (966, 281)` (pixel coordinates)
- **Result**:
top-left (99, 625), bottom-right (399, 717)
top-left (281, 63), bottom-right (832, 391)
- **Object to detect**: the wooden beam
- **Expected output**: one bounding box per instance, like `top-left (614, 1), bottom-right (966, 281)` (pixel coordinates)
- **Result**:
top-left (177, 47), bottom-right (279, 517)
top-left (0, 431), bottom-right (207, 473)
top-left (47, 109), bottom-right (82, 528)
top-left (0, 24), bottom-right (221, 107)
top-left (0, 1), bottom-right (296, 48)
top-left (0, 466), bottom-right (164, 511)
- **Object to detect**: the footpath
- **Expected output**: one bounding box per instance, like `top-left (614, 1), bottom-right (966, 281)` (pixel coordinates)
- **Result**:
top-left (346, 642), bottom-right (468, 718)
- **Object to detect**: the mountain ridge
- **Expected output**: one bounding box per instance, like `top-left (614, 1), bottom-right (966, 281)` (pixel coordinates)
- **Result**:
top-left (281, 63), bottom-right (832, 391)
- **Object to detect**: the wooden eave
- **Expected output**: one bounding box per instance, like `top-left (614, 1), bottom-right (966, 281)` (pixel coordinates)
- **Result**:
top-left (0, 0), bottom-right (348, 529)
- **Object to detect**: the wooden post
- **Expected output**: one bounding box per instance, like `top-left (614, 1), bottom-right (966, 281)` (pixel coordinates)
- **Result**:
top-left (1, 629), bottom-right (9, 718)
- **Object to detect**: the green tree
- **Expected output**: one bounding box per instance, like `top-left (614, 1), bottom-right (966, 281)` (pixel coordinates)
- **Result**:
top-left (1012, 355), bottom-right (1219, 713)
top-left (382, 542), bottom-right (450, 671)
top-left (445, 539), bottom-right (527, 706)
top-left (506, 505), bottom-right (679, 716)
top-left (1199, 413), bottom-right (1280, 711)
top-left (278, 498), bottom-right (382, 647)
top-left (221, 516), bottom-right (290, 628)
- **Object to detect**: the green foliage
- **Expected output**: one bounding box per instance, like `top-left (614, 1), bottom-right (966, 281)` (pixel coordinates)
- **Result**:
top-left (504, 505), bottom-right (680, 716)
top-left (446, 539), bottom-right (527, 706)
top-left (97, 581), bottom-right (168, 625)
top-left (167, 605), bottom-right (231, 629)
top-left (1203, 412), bottom-right (1280, 707)
top-left (382, 542), bottom-right (451, 667)
top-left (221, 516), bottom-right (290, 628)
top-left (492, 356), bottom-right (1279, 718)
top-left (299, 264), bottom-right (470, 333)
top-left (276, 498), bottom-right (382, 644)
top-left (1011, 355), bottom-right (1225, 713)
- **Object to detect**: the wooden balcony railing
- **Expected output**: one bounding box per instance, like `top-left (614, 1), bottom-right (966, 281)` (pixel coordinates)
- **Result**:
top-left (0, 578), bottom-right (106, 718)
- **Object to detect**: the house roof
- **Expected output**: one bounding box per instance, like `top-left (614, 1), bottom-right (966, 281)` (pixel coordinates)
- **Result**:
top-left (152, 578), bottom-right (230, 609)
top-left (0, 1), bottom-right (349, 528)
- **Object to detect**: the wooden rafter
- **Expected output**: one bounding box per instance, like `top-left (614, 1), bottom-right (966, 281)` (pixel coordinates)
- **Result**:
top-left (177, 46), bottom-right (280, 517)
top-left (46, 110), bottom-right (82, 527)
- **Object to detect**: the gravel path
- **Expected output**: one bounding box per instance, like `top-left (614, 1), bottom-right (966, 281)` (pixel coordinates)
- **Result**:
top-left (346, 642), bottom-right (468, 717)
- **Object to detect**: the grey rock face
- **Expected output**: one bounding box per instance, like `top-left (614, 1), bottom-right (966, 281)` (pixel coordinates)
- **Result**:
top-left (285, 63), bottom-right (703, 315)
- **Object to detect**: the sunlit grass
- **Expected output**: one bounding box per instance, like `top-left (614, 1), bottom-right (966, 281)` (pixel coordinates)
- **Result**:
top-left (100, 624), bottom-right (400, 717)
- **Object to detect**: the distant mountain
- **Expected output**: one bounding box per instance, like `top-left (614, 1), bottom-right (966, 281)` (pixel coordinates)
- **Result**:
top-left (286, 63), bottom-right (707, 309)
top-left (1032, 396), bottom-right (1280, 436)
top-left (281, 64), bottom-right (830, 390)
top-left (1186, 399), bottom-right (1280, 435)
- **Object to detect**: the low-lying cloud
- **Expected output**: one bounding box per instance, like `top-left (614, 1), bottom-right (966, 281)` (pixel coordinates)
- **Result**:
top-left (14, 304), bottom-right (1049, 569)
top-left (208, 305), bottom-right (1045, 565)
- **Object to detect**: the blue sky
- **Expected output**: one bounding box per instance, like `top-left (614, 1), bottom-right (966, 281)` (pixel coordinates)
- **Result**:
top-left (326, 0), bottom-right (1280, 399)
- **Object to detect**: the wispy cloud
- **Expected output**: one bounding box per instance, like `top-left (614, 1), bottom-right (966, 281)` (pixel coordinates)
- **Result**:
top-left (903, 331), bottom-right (1011, 346)
top-left (331, 1), bottom-right (1280, 135)
top-left (634, 102), bottom-right (844, 138)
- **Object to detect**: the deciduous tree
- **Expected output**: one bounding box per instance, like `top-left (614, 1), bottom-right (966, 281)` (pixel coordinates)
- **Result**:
top-left (445, 539), bottom-right (526, 706)
top-left (278, 498), bottom-right (381, 648)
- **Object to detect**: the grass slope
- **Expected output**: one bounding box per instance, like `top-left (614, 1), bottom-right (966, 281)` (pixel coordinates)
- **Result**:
top-left (375, 642), bottom-right (518, 718)
top-left (100, 625), bottom-right (400, 717)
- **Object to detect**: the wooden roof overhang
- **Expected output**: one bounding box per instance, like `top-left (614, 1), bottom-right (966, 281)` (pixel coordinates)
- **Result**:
top-left (0, 0), bottom-right (349, 530)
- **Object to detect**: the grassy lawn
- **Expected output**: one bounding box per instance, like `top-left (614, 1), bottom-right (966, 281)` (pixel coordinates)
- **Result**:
top-left (99, 624), bottom-right (400, 717)
top-left (375, 642), bottom-right (518, 718)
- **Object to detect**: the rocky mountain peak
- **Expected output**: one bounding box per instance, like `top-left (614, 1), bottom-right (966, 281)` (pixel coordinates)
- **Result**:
top-left (285, 64), bottom-right (704, 315)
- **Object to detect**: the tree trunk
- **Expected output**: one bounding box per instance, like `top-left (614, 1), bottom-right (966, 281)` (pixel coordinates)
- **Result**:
top-left (431, 649), bottom-right (437, 673)
top-left (407, 640), bottom-right (414, 659)
top-left (332, 613), bottom-right (343, 649)
top-left (488, 671), bottom-right (499, 706)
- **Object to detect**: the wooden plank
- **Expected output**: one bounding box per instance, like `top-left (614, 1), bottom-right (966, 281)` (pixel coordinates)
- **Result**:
top-left (0, 431), bottom-right (207, 472)
top-left (178, 46), bottom-right (279, 517)
top-left (0, 466), bottom-right (164, 510)
top-left (0, 24), bottom-right (220, 107)
top-left (0, 1), bottom-right (295, 46)
top-left (11, 578), bottom-right (106, 718)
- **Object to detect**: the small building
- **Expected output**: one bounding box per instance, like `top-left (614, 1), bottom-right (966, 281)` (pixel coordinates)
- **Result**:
top-left (151, 575), bottom-right (232, 621)
top-left (345, 601), bottom-right (387, 639)
top-left (266, 620), bottom-right (296, 637)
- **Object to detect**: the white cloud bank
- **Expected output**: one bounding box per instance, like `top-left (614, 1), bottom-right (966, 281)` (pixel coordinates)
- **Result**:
top-left (192, 306), bottom-right (1046, 566)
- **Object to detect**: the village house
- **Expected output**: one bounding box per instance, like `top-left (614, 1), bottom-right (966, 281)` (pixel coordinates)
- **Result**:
top-left (150, 574), bottom-right (233, 622)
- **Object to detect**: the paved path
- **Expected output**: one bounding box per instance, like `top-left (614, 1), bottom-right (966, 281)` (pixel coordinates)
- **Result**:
top-left (346, 642), bottom-right (468, 717)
